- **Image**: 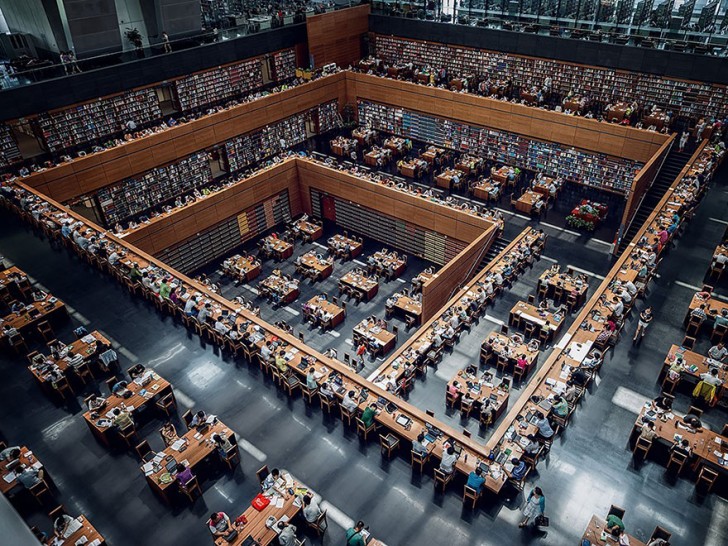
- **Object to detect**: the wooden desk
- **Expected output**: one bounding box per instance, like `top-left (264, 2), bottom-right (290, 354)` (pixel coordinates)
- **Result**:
top-left (563, 96), bottom-right (588, 113)
top-left (397, 158), bottom-right (427, 179)
top-left (435, 168), bottom-right (461, 190)
top-left (412, 271), bottom-right (436, 293)
top-left (259, 274), bottom-right (300, 304)
top-left (643, 109), bottom-right (669, 130)
top-left (364, 147), bottom-right (391, 167)
top-left (293, 219), bottom-right (323, 241)
top-left (222, 255), bottom-right (261, 283)
top-left (472, 178), bottom-right (502, 202)
top-left (386, 293), bottom-right (422, 325)
top-left (420, 146), bottom-right (445, 163)
top-left (339, 272), bottom-right (378, 301)
top-left (0, 446), bottom-right (43, 496)
top-left (353, 319), bottom-right (396, 356)
top-left (510, 301), bottom-right (565, 341)
top-left (383, 136), bottom-right (406, 155)
top-left (46, 515), bottom-right (105, 546)
top-left (0, 266), bottom-right (31, 301)
top-left (330, 137), bottom-right (357, 157)
top-left (606, 102), bottom-right (629, 122)
top-left (448, 369), bottom-right (510, 421)
top-left (369, 250), bottom-right (406, 279)
top-left (515, 190), bottom-right (544, 215)
top-left (481, 332), bottom-right (539, 373)
top-left (219, 482), bottom-right (305, 546)
top-left (328, 234), bottom-right (363, 260)
top-left (298, 252), bottom-right (333, 281)
top-left (143, 420), bottom-right (235, 504)
top-left (304, 296), bottom-right (345, 330)
top-left (490, 166), bottom-right (511, 185)
top-left (83, 370), bottom-right (172, 446)
top-left (455, 155), bottom-right (483, 175)
top-left (29, 330), bottom-right (110, 387)
top-left (0, 297), bottom-right (66, 337)
top-left (686, 293), bottom-right (728, 327)
top-left (261, 236), bottom-right (293, 261)
top-left (581, 514), bottom-right (646, 546)
top-left (532, 176), bottom-right (558, 198)
top-left (537, 268), bottom-right (589, 308)
top-left (663, 344), bottom-right (727, 399)
top-left (352, 127), bottom-right (377, 146)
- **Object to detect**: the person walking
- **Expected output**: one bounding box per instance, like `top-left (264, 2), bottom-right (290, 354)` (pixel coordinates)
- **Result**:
top-left (161, 31), bottom-right (171, 53)
top-left (519, 486), bottom-right (546, 528)
top-left (679, 131), bottom-right (688, 152)
top-left (633, 306), bottom-right (653, 345)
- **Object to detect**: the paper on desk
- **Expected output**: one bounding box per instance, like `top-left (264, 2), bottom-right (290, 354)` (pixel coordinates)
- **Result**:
top-left (81, 334), bottom-right (96, 344)
top-left (171, 439), bottom-right (186, 451)
top-left (274, 497), bottom-right (285, 508)
top-left (142, 462), bottom-right (155, 475)
top-left (3, 472), bottom-right (17, 483)
top-left (89, 540), bottom-right (102, 546)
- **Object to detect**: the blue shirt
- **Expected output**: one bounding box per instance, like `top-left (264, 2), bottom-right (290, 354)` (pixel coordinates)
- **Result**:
top-left (511, 461), bottom-right (527, 480)
top-left (466, 471), bottom-right (485, 493)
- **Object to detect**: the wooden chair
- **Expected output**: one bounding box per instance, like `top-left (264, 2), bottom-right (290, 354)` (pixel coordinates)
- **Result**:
top-left (500, 324), bottom-right (509, 335)
top-left (460, 397), bottom-right (475, 419)
top-left (496, 354), bottom-right (510, 375)
top-left (135, 440), bottom-right (155, 462)
top-left (53, 375), bottom-right (75, 400)
top-left (179, 475), bottom-right (202, 503)
top-left (608, 505), bottom-right (626, 520)
top-left (74, 360), bottom-right (95, 384)
top-left (687, 406), bottom-right (703, 418)
top-left (9, 334), bottom-right (29, 355)
top-left (118, 424), bottom-right (137, 449)
top-left (307, 509), bottom-right (328, 537)
top-left (282, 374), bottom-right (301, 397)
top-left (712, 323), bottom-right (727, 344)
top-left (649, 526), bottom-right (672, 544)
top-left (696, 466), bottom-right (719, 493)
top-left (28, 478), bottom-right (51, 505)
top-left (220, 445), bottom-right (241, 471)
top-left (463, 484), bottom-right (481, 509)
top-left (356, 417), bottom-right (377, 441)
top-left (319, 393), bottom-right (337, 413)
top-left (445, 390), bottom-right (459, 409)
top-left (49, 504), bottom-right (66, 520)
top-left (182, 409), bottom-right (193, 429)
top-left (513, 365), bottom-right (527, 386)
top-left (340, 405), bottom-right (356, 427)
top-left (104, 376), bottom-right (118, 394)
top-left (681, 335), bottom-right (696, 350)
top-left (434, 468), bottom-right (453, 492)
top-left (633, 436), bottom-right (652, 460)
top-left (686, 316), bottom-right (702, 337)
top-left (522, 445), bottom-right (544, 469)
top-left (527, 294), bottom-right (536, 305)
top-left (26, 350), bottom-right (40, 366)
top-left (301, 384), bottom-right (318, 405)
top-left (411, 449), bottom-right (430, 474)
top-left (37, 320), bottom-right (55, 342)
top-left (379, 433), bottom-right (400, 459)
top-left (661, 372), bottom-right (679, 395)
top-left (156, 392), bottom-right (177, 419)
top-left (666, 450), bottom-right (688, 474)
top-left (256, 465), bottom-right (270, 486)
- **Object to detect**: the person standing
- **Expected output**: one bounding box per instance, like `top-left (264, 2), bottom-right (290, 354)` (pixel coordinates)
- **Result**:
top-left (679, 131), bottom-right (688, 152)
top-left (633, 306), bottom-right (653, 345)
top-left (519, 486), bottom-right (545, 528)
top-left (161, 31), bottom-right (171, 53)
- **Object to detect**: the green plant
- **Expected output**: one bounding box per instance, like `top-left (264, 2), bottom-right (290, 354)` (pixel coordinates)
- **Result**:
top-left (565, 215), bottom-right (596, 231)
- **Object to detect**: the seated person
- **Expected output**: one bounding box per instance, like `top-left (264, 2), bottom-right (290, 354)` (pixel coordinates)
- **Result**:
top-left (190, 410), bottom-right (208, 427)
top-left (277, 521), bottom-right (297, 546)
top-left (53, 513), bottom-right (75, 538)
top-left (160, 422), bottom-right (179, 446)
top-left (510, 457), bottom-right (528, 480)
top-left (207, 512), bottom-right (232, 537)
top-left (466, 467), bottom-right (486, 494)
top-left (175, 463), bottom-right (194, 487)
top-left (301, 494), bottom-right (323, 524)
top-left (551, 395), bottom-right (569, 417)
top-left (86, 394), bottom-right (106, 412)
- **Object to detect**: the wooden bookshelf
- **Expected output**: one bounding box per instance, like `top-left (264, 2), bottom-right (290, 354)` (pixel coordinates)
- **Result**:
top-left (0, 123), bottom-right (21, 168)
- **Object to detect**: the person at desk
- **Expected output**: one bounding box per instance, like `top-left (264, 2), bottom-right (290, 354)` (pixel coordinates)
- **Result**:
top-left (551, 395), bottom-right (569, 417)
top-left (262, 468), bottom-right (282, 492)
top-left (700, 368), bottom-right (723, 386)
top-left (306, 367), bottom-right (318, 391)
top-left (346, 521), bottom-right (368, 546)
top-left (275, 351), bottom-right (289, 375)
top-left (17, 466), bottom-right (44, 489)
top-left (260, 341), bottom-right (274, 363)
top-left (606, 513), bottom-right (626, 536)
top-left (691, 303), bottom-right (708, 322)
top-left (510, 457), bottom-right (528, 480)
top-left (319, 381), bottom-right (334, 400)
top-left (175, 462), bottom-right (194, 487)
top-left (183, 296), bottom-right (198, 317)
top-left (86, 394), bottom-right (106, 412)
top-left (212, 433), bottom-right (234, 459)
top-left (671, 439), bottom-right (692, 458)
top-left (342, 391), bottom-right (359, 412)
top-left (412, 432), bottom-right (428, 456)
top-left (190, 410), bottom-right (208, 428)
top-left (361, 404), bottom-right (377, 428)
top-left (440, 445), bottom-right (459, 475)
top-left (207, 511), bottom-right (232, 538)
top-left (160, 422), bottom-right (179, 447)
top-left (0, 445), bottom-right (20, 461)
top-left (708, 342), bottom-right (728, 362)
top-left (653, 395), bottom-right (673, 412)
top-left (112, 408), bottom-right (133, 430)
top-left (639, 421), bottom-right (657, 441)
top-left (467, 467), bottom-right (486, 494)
top-left (53, 513), bottom-right (75, 538)
top-left (534, 412), bottom-right (554, 442)
top-left (524, 434), bottom-right (540, 455)
top-left (197, 303), bottom-right (212, 325)
top-left (301, 494), bottom-right (323, 524)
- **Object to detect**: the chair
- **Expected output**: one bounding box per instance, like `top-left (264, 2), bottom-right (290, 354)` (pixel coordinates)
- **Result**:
top-left (633, 436), bottom-right (652, 460)
top-left (460, 397), bottom-right (474, 419)
top-left (105, 376), bottom-right (118, 393)
top-left (445, 390), bottom-right (459, 408)
top-left (37, 320), bottom-right (55, 342)
top-left (28, 478), bottom-right (51, 505)
top-left (74, 359), bottom-right (95, 384)
top-left (301, 383), bottom-right (318, 405)
top-left (26, 350), bottom-right (39, 366)
top-left (649, 526), bottom-right (673, 544)
top-left (666, 450), bottom-right (688, 474)
top-left (608, 505), bottom-right (626, 520)
top-left (434, 468), bottom-right (453, 492)
top-left (9, 334), bottom-right (29, 355)
top-left (179, 475), bottom-right (202, 503)
top-left (379, 433), bottom-right (400, 459)
top-left (282, 374), bottom-right (301, 398)
top-left (538, 327), bottom-right (551, 346)
top-left (686, 316), bottom-right (702, 337)
top-left (463, 484), bottom-right (481, 509)
top-left (661, 372), bottom-right (679, 395)
top-left (712, 323), bottom-right (727, 344)
top-left (182, 409), bottom-right (193, 429)
top-left (340, 405), bottom-right (356, 427)
top-left (681, 335), bottom-right (696, 350)
top-left (118, 424), bottom-right (137, 449)
top-left (527, 294), bottom-right (536, 305)
top-left (687, 406), bottom-right (703, 418)
top-left (53, 375), bottom-right (75, 400)
top-left (513, 365), bottom-right (527, 386)
top-left (319, 393), bottom-right (337, 413)
top-left (356, 417), bottom-right (377, 441)
top-left (156, 392), bottom-right (177, 418)
top-left (303, 508), bottom-right (328, 537)
top-left (500, 324), bottom-right (508, 335)
top-left (220, 445), bottom-right (241, 471)
top-left (496, 354), bottom-right (510, 375)
top-left (49, 505), bottom-right (66, 521)
top-left (256, 465), bottom-right (270, 486)
top-left (135, 440), bottom-right (155, 462)
top-left (696, 466), bottom-right (719, 493)
top-left (411, 449), bottom-right (430, 474)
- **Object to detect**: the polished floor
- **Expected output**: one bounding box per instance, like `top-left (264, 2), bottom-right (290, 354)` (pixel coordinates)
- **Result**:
top-left (0, 165), bottom-right (727, 546)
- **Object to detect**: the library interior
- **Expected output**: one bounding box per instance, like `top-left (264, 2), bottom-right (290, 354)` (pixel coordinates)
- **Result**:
top-left (1, 2), bottom-right (728, 545)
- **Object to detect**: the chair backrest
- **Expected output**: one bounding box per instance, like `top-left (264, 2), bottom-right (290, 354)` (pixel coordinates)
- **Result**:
top-left (608, 505), bottom-right (626, 520)
top-left (256, 465), bottom-right (270, 485)
top-left (650, 526), bottom-right (672, 542)
top-left (182, 409), bottom-right (193, 428)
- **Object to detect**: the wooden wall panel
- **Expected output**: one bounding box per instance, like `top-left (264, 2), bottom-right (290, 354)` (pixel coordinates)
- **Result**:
top-left (20, 73), bottom-right (347, 203)
top-left (306, 5), bottom-right (370, 69)
top-left (421, 227), bottom-right (497, 321)
top-left (123, 160), bottom-right (300, 254)
top-left (346, 73), bottom-right (669, 163)
top-left (296, 159), bottom-right (494, 243)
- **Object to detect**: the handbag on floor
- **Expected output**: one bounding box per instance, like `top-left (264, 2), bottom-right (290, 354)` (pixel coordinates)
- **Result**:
top-left (535, 515), bottom-right (550, 527)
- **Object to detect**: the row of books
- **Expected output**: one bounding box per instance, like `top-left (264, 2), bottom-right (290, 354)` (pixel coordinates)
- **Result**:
top-left (315, 100), bottom-right (343, 134)
top-left (174, 58), bottom-right (263, 111)
top-left (357, 100), bottom-right (642, 193)
top-left (37, 89), bottom-right (162, 153)
top-left (97, 151), bottom-right (213, 225)
top-left (0, 123), bottom-right (21, 167)
top-left (373, 34), bottom-right (727, 121)
top-left (273, 48), bottom-right (297, 82)
top-left (224, 112), bottom-right (308, 173)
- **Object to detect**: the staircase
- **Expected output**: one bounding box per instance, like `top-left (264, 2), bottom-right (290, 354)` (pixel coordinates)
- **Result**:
top-left (616, 146), bottom-right (694, 254)
top-left (473, 236), bottom-right (511, 275)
